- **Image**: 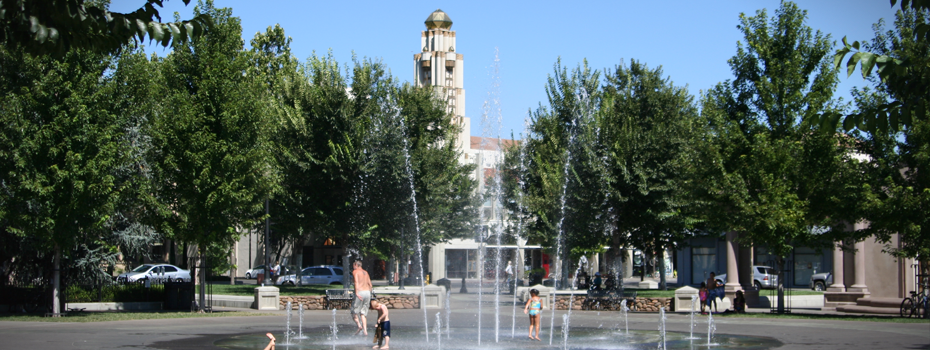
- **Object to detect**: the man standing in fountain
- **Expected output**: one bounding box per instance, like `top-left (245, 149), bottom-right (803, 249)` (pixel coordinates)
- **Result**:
top-left (352, 260), bottom-right (374, 335)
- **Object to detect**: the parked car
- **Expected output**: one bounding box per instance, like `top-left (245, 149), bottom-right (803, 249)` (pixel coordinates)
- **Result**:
top-left (715, 265), bottom-right (779, 289)
top-left (245, 265), bottom-right (265, 279)
top-left (276, 265), bottom-right (345, 286)
top-left (117, 264), bottom-right (191, 284)
top-left (246, 264), bottom-right (297, 279)
top-left (809, 272), bottom-right (833, 291)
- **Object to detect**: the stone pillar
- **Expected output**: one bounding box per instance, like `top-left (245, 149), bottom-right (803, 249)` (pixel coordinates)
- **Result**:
top-left (827, 242), bottom-right (845, 292)
top-left (848, 241), bottom-right (869, 293)
top-left (724, 232), bottom-right (741, 291)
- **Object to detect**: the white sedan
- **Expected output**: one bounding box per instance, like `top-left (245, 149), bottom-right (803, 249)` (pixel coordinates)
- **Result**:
top-left (117, 264), bottom-right (191, 284)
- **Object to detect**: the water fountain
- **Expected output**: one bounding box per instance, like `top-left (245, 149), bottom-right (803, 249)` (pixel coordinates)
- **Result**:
top-left (445, 288), bottom-right (451, 339)
top-left (689, 295), bottom-right (699, 340)
top-left (435, 312), bottom-right (442, 350)
top-left (561, 313), bottom-right (570, 350)
top-left (381, 96), bottom-right (431, 342)
top-left (658, 307), bottom-right (667, 350)
top-left (295, 303), bottom-right (307, 340)
top-left (329, 309), bottom-right (338, 350)
top-left (620, 299), bottom-right (630, 335)
top-left (284, 301), bottom-right (294, 345)
top-left (707, 310), bottom-right (718, 347)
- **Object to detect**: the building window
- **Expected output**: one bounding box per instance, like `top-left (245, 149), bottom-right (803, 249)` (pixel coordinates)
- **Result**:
top-left (691, 246), bottom-right (717, 285)
top-left (446, 249), bottom-right (478, 279)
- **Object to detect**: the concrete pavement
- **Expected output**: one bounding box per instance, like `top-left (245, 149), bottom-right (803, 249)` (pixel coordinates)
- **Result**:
top-left (1, 290), bottom-right (927, 350)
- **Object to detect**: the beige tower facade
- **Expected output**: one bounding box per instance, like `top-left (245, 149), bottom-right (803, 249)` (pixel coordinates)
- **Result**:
top-left (413, 9), bottom-right (469, 152)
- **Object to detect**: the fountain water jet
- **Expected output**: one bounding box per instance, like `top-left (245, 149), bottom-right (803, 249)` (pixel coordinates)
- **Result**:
top-left (284, 301), bottom-right (293, 345)
top-left (658, 307), bottom-right (668, 350)
top-left (619, 299), bottom-right (630, 335)
top-left (445, 288), bottom-right (451, 339)
top-left (435, 312), bottom-right (442, 350)
top-left (330, 309), bottom-right (338, 350)
top-left (689, 295), bottom-right (699, 340)
top-left (295, 303), bottom-right (307, 339)
top-left (707, 310), bottom-right (718, 346)
top-left (382, 96), bottom-right (430, 342)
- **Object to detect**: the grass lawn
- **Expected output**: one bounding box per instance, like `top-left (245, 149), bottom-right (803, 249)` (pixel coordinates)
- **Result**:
top-left (207, 283), bottom-right (336, 296)
top-left (0, 311), bottom-right (276, 322)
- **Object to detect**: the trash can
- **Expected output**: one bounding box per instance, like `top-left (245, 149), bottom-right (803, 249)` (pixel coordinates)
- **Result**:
top-left (257, 273), bottom-right (265, 285)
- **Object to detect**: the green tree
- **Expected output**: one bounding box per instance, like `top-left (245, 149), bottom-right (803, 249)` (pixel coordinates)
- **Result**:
top-left (698, 1), bottom-right (861, 312)
top-left (818, 0), bottom-right (930, 134)
top-left (154, 1), bottom-right (276, 309)
top-left (0, 0), bottom-right (212, 57)
top-left (851, 8), bottom-right (930, 259)
top-left (508, 61), bottom-right (611, 287)
top-left (0, 47), bottom-right (130, 313)
top-left (600, 60), bottom-right (703, 290)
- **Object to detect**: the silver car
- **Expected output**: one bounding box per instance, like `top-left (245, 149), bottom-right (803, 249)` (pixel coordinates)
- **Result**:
top-left (117, 264), bottom-right (191, 284)
top-left (809, 272), bottom-right (833, 291)
top-left (715, 266), bottom-right (779, 289)
top-left (276, 265), bottom-right (345, 286)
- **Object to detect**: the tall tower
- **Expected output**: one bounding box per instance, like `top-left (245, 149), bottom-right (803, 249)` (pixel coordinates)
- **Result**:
top-left (414, 9), bottom-right (469, 152)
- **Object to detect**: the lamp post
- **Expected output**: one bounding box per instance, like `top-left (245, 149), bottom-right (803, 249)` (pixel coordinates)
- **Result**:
top-left (264, 198), bottom-right (270, 286)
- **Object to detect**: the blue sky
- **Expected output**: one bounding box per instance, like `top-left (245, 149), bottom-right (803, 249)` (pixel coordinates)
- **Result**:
top-left (112, 0), bottom-right (898, 140)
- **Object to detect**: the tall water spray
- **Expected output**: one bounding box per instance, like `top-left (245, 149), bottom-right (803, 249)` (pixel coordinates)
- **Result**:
top-left (707, 310), bottom-right (717, 346)
top-left (445, 288), bottom-right (451, 339)
top-left (511, 119), bottom-right (530, 338)
top-left (435, 312), bottom-right (443, 350)
top-left (381, 97), bottom-right (430, 342)
top-left (477, 47), bottom-right (506, 344)
top-left (689, 294), bottom-right (699, 339)
top-left (295, 303), bottom-right (307, 339)
top-left (658, 307), bottom-right (668, 350)
top-left (620, 299), bottom-right (630, 335)
top-left (284, 301), bottom-right (293, 345)
top-left (561, 313), bottom-right (571, 350)
top-left (330, 309), bottom-right (338, 349)
top-left (550, 88), bottom-right (587, 346)
top-left (564, 255), bottom-right (589, 341)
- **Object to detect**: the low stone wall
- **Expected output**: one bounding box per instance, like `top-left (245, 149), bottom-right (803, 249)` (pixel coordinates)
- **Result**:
top-left (279, 295), bottom-right (327, 310)
top-left (550, 295), bottom-right (673, 312)
top-left (374, 294), bottom-right (420, 309)
top-left (633, 297), bottom-right (672, 312)
top-left (279, 294), bottom-right (420, 310)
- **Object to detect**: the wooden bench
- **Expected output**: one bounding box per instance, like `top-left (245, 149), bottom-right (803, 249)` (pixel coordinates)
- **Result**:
top-left (325, 289), bottom-right (355, 310)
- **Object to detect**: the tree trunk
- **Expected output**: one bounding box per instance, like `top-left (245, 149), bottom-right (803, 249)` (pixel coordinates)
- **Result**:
top-left (776, 257), bottom-right (785, 314)
top-left (52, 246), bottom-right (61, 317)
top-left (229, 241), bottom-right (237, 286)
top-left (657, 244), bottom-right (667, 291)
top-left (198, 247), bottom-right (206, 313)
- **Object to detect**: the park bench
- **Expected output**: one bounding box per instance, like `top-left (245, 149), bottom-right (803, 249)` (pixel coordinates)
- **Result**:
top-left (325, 289), bottom-right (355, 310)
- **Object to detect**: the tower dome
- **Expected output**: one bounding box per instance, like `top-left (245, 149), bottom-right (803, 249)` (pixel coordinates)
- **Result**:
top-left (425, 9), bottom-right (453, 30)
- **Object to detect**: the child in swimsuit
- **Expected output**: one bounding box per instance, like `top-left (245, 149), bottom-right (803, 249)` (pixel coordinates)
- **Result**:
top-left (523, 288), bottom-right (543, 341)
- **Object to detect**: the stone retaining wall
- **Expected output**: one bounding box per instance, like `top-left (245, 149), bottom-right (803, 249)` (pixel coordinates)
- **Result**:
top-left (551, 295), bottom-right (673, 312)
top-left (279, 294), bottom-right (420, 310)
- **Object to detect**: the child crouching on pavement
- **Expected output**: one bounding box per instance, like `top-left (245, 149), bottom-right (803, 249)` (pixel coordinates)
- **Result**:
top-left (370, 299), bottom-right (390, 349)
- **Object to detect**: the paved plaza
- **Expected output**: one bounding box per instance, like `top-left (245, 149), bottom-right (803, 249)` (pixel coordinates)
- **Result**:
top-left (1, 291), bottom-right (927, 350)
